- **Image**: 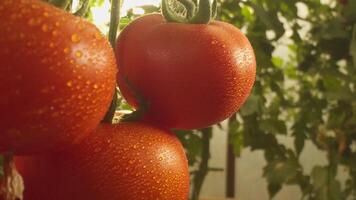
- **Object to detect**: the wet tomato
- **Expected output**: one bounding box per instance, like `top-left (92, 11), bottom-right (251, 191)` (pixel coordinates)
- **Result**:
top-left (15, 122), bottom-right (190, 200)
top-left (116, 14), bottom-right (256, 130)
top-left (0, 0), bottom-right (117, 154)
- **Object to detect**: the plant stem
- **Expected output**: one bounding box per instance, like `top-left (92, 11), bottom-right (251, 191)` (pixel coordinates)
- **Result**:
top-left (108, 0), bottom-right (122, 48)
top-left (49, 0), bottom-right (71, 9)
top-left (190, 128), bottom-right (212, 200)
top-left (74, 0), bottom-right (90, 16)
top-left (103, 0), bottom-right (123, 123)
top-left (0, 154), bottom-right (24, 200)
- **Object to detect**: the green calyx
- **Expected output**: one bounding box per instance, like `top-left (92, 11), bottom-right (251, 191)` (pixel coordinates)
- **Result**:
top-left (162, 0), bottom-right (217, 24)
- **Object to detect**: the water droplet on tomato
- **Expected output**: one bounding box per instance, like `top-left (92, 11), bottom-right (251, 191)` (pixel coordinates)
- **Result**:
top-left (95, 33), bottom-right (101, 40)
top-left (75, 50), bottom-right (82, 58)
top-left (52, 30), bottom-right (58, 36)
top-left (71, 34), bottom-right (80, 43)
top-left (28, 18), bottom-right (36, 26)
top-left (63, 48), bottom-right (70, 54)
top-left (66, 81), bottom-right (73, 87)
top-left (41, 24), bottom-right (49, 32)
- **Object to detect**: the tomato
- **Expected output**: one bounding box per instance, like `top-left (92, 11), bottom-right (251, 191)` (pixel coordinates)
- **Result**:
top-left (0, 0), bottom-right (117, 154)
top-left (116, 14), bottom-right (256, 130)
top-left (15, 122), bottom-right (190, 200)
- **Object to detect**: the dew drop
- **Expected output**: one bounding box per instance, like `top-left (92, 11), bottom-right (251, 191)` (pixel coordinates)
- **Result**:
top-left (28, 18), bottom-right (36, 26)
top-left (52, 30), bottom-right (58, 36)
top-left (71, 34), bottom-right (80, 43)
top-left (75, 50), bottom-right (82, 58)
top-left (95, 33), bottom-right (101, 40)
top-left (63, 48), bottom-right (70, 54)
top-left (66, 81), bottom-right (73, 87)
top-left (41, 24), bottom-right (49, 32)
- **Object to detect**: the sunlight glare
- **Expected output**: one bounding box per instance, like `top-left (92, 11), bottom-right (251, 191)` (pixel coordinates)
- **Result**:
top-left (89, 0), bottom-right (160, 33)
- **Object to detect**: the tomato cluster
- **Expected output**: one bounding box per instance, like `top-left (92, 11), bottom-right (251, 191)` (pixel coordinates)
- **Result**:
top-left (0, 0), bottom-right (255, 199)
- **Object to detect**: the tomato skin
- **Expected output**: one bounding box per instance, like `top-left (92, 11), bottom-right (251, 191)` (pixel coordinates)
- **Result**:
top-left (116, 14), bottom-right (256, 130)
top-left (15, 122), bottom-right (190, 200)
top-left (0, 0), bottom-right (117, 154)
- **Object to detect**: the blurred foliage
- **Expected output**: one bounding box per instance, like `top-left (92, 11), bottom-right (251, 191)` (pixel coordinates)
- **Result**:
top-left (218, 0), bottom-right (356, 199)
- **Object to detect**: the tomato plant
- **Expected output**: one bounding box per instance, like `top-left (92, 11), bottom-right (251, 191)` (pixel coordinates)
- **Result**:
top-left (116, 0), bottom-right (256, 130)
top-left (0, 0), bottom-right (117, 154)
top-left (15, 122), bottom-right (190, 200)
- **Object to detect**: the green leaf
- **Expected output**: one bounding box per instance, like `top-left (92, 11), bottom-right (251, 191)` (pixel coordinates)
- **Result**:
top-left (248, 2), bottom-right (285, 39)
top-left (294, 132), bottom-right (306, 155)
top-left (343, 0), bottom-right (356, 22)
top-left (327, 109), bottom-right (346, 129)
top-left (264, 159), bottom-right (299, 185)
top-left (351, 24), bottom-right (356, 68)
top-left (240, 95), bottom-right (260, 116)
top-left (311, 166), bottom-right (328, 190)
top-left (329, 179), bottom-right (344, 200)
top-left (228, 117), bottom-right (243, 156)
top-left (268, 183), bottom-right (282, 198)
top-left (259, 119), bottom-right (287, 135)
top-left (240, 5), bottom-right (254, 22)
top-left (272, 56), bottom-right (284, 68)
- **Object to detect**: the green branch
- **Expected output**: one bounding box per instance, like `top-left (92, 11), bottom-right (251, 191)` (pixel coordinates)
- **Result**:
top-left (190, 128), bottom-right (212, 200)
top-left (108, 0), bottom-right (122, 48)
top-left (49, 0), bottom-right (71, 9)
top-left (102, 0), bottom-right (123, 123)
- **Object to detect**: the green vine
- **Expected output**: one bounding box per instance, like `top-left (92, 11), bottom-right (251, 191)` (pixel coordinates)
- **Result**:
top-left (161, 0), bottom-right (217, 24)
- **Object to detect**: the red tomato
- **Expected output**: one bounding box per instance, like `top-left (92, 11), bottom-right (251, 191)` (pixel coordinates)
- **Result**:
top-left (116, 14), bottom-right (256, 130)
top-left (0, 0), bottom-right (117, 154)
top-left (15, 122), bottom-right (190, 200)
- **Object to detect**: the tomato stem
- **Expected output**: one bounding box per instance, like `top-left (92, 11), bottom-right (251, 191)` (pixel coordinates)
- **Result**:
top-left (161, 0), bottom-right (217, 24)
top-left (108, 0), bottom-right (122, 48)
top-left (190, 128), bottom-right (212, 200)
top-left (102, 0), bottom-right (123, 124)
top-left (74, 0), bottom-right (90, 17)
top-left (0, 153), bottom-right (24, 200)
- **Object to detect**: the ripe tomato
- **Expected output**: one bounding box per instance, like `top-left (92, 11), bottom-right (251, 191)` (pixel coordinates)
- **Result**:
top-left (0, 0), bottom-right (117, 154)
top-left (15, 122), bottom-right (190, 200)
top-left (116, 14), bottom-right (256, 130)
